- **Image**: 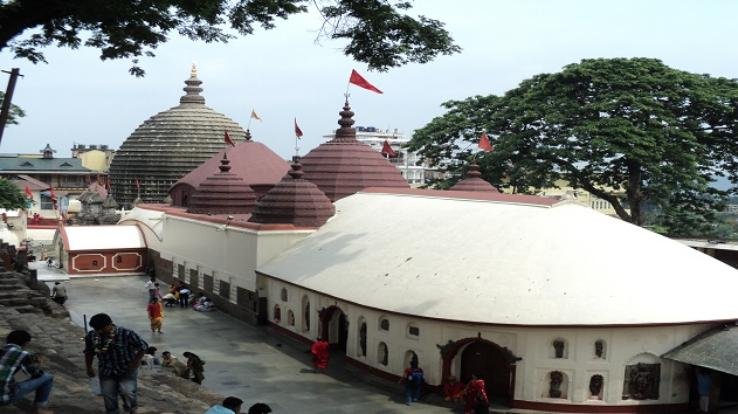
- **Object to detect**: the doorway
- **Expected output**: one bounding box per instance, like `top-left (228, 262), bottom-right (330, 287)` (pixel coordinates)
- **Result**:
top-left (320, 306), bottom-right (348, 353)
top-left (460, 340), bottom-right (513, 404)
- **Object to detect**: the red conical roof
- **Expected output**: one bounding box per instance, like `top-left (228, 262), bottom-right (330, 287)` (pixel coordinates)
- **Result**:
top-left (249, 161), bottom-right (335, 228)
top-left (301, 101), bottom-right (409, 201)
top-left (450, 162), bottom-right (499, 193)
top-left (187, 153), bottom-right (257, 214)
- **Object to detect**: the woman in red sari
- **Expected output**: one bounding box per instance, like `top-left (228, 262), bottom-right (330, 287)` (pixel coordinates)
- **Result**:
top-left (464, 374), bottom-right (489, 414)
top-left (310, 337), bottom-right (330, 371)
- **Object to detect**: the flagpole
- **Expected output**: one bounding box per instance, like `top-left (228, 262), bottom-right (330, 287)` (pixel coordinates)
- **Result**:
top-left (295, 135), bottom-right (299, 158)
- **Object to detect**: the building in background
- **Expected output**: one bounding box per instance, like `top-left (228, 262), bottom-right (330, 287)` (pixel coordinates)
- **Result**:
top-left (0, 144), bottom-right (98, 219)
top-left (71, 144), bottom-right (115, 172)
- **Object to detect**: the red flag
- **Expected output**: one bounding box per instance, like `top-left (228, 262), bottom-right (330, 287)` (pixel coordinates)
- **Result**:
top-left (349, 69), bottom-right (383, 94)
top-left (224, 130), bottom-right (235, 147)
top-left (294, 118), bottom-right (303, 139)
top-left (380, 140), bottom-right (397, 158)
top-left (24, 185), bottom-right (32, 199)
top-left (135, 178), bottom-right (141, 192)
top-left (478, 132), bottom-right (493, 153)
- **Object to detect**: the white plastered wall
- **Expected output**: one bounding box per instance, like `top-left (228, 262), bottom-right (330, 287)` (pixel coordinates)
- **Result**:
top-left (263, 277), bottom-right (707, 408)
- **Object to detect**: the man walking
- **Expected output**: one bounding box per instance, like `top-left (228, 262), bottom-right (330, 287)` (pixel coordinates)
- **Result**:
top-left (84, 313), bottom-right (148, 414)
top-left (0, 330), bottom-right (54, 414)
top-left (50, 282), bottom-right (67, 305)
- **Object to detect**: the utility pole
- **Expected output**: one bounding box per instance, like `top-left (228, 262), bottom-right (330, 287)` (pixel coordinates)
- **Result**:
top-left (0, 68), bottom-right (23, 146)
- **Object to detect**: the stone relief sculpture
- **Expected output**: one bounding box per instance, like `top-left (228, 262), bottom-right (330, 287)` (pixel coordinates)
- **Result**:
top-left (549, 371), bottom-right (564, 398)
top-left (589, 374), bottom-right (604, 399)
top-left (623, 363), bottom-right (660, 400)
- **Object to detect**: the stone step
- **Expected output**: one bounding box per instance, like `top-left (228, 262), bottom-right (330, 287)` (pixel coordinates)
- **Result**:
top-left (12, 304), bottom-right (41, 313)
top-left (0, 284), bottom-right (25, 292)
top-left (0, 297), bottom-right (32, 306)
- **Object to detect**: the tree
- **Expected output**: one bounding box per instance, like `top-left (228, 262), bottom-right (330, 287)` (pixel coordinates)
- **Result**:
top-left (0, 178), bottom-right (29, 210)
top-left (0, 91), bottom-right (25, 126)
top-left (408, 58), bottom-right (738, 233)
top-left (0, 0), bottom-right (460, 76)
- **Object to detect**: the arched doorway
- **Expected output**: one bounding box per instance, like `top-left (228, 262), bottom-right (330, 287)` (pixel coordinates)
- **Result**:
top-left (319, 306), bottom-right (348, 352)
top-left (460, 340), bottom-right (514, 404)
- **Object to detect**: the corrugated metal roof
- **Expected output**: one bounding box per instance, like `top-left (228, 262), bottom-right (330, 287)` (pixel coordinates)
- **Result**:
top-left (662, 324), bottom-right (738, 376)
top-left (0, 157), bottom-right (90, 172)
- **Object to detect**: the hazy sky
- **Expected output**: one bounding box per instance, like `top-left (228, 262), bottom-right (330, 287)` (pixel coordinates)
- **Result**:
top-left (1, 0), bottom-right (737, 160)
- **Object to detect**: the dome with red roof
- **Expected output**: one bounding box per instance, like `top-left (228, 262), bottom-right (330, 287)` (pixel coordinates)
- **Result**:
top-left (450, 162), bottom-right (499, 193)
top-left (300, 101), bottom-right (409, 201)
top-left (170, 132), bottom-right (289, 207)
top-left (187, 153), bottom-right (256, 214)
top-left (249, 161), bottom-right (335, 228)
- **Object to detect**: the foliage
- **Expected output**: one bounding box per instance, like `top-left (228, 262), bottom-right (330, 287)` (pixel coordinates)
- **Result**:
top-left (0, 91), bottom-right (25, 126)
top-left (408, 58), bottom-right (738, 231)
top-left (0, 0), bottom-right (460, 76)
top-left (0, 178), bottom-right (29, 210)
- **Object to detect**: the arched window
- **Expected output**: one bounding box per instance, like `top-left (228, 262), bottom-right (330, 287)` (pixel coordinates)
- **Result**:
top-left (589, 374), bottom-right (604, 400)
top-left (379, 316), bottom-right (390, 331)
top-left (280, 287), bottom-right (288, 302)
top-left (287, 310), bottom-right (295, 326)
top-left (301, 295), bottom-right (310, 332)
top-left (358, 317), bottom-right (367, 357)
top-left (273, 305), bottom-right (281, 323)
top-left (546, 371), bottom-right (568, 399)
top-left (594, 339), bottom-right (606, 359)
top-left (377, 342), bottom-right (388, 366)
top-left (551, 338), bottom-right (568, 359)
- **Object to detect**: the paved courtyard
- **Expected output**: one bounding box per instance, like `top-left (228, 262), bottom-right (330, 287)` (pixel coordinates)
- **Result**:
top-left (59, 275), bottom-right (460, 413)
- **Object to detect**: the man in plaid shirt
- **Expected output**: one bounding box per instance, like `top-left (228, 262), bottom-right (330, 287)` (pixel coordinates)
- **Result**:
top-left (84, 313), bottom-right (148, 414)
top-left (0, 330), bottom-right (54, 413)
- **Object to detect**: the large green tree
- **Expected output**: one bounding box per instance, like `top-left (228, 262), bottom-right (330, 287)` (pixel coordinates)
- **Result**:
top-left (409, 58), bottom-right (738, 234)
top-left (0, 0), bottom-right (460, 76)
top-left (0, 178), bottom-right (29, 210)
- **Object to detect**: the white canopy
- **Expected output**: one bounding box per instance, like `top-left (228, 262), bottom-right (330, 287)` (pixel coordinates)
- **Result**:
top-left (258, 191), bottom-right (738, 326)
top-left (60, 225), bottom-right (145, 252)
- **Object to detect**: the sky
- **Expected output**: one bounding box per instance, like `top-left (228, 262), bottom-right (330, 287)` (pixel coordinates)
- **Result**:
top-left (1, 0), bottom-right (737, 161)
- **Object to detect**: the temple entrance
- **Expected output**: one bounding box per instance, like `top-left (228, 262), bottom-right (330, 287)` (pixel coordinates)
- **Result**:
top-left (319, 306), bottom-right (348, 353)
top-left (460, 340), bottom-right (513, 404)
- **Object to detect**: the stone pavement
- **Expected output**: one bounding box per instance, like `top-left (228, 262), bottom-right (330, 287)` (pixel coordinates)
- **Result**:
top-left (61, 276), bottom-right (461, 414)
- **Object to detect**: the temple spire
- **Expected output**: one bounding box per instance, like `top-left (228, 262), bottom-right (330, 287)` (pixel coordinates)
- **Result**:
top-left (333, 100), bottom-right (357, 142)
top-left (180, 65), bottom-right (205, 104)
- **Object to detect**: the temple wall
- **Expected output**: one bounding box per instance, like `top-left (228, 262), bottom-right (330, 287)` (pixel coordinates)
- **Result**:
top-left (263, 276), bottom-right (709, 411)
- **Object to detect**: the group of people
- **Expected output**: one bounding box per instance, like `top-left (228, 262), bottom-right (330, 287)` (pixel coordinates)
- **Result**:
top-left (204, 397), bottom-right (272, 414)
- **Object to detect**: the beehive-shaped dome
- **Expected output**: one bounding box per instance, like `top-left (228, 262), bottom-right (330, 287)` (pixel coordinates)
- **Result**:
top-left (300, 101), bottom-right (409, 201)
top-left (187, 153), bottom-right (257, 214)
top-left (109, 66), bottom-right (247, 206)
top-left (249, 161), bottom-right (335, 227)
top-left (450, 162), bottom-right (499, 192)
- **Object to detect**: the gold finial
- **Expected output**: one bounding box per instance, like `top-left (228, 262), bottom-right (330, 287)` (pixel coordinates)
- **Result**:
top-left (190, 63), bottom-right (197, 78)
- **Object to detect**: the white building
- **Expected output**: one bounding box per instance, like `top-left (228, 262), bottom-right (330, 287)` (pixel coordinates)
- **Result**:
top-left (323, 126), bottom-right (435, 186)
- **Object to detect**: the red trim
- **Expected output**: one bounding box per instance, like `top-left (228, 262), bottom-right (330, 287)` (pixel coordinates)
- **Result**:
top-left (344, 356), bottom-right (441, 393)
top-left (257, 271), bottom-right (738, 328)
top-left (510, 400), bottom-right (689, 413)
top-left (59, 225), bottom-right (70, 252)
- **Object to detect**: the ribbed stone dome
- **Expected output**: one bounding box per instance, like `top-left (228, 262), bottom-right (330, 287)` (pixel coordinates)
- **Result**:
top-left (187, 153), bottom-right (256, 214)
top-left (301, 101), bottom-right (409, 201)
top-left (109, 67), bottom-right (247, 206)
top-left (450, 162), bottom-right (499, 192)
top-left (249, 161), bottom-right (335, 228)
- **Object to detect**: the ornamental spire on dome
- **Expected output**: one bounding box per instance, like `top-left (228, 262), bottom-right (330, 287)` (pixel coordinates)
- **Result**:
top-left (450, 161), bottom-right (499, 193)
top-left (333, 100), bottom-right (358, 142)
top-left (180, 65), bottom-right (205, 104)
top-left (219, 152), bottom-right (231, 173)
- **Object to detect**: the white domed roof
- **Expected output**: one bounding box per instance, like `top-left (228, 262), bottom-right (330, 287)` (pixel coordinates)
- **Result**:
top-left (257, 190), bottom-right (738, 326)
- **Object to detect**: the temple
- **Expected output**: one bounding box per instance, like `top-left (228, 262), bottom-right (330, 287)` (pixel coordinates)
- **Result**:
top-left (111, 97), bottom-right (738, 413)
